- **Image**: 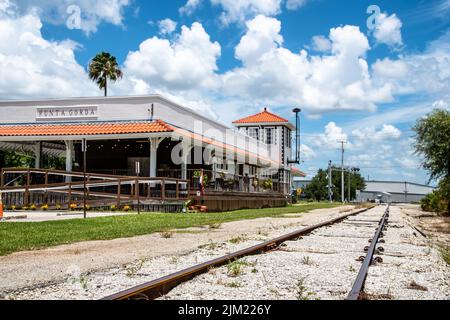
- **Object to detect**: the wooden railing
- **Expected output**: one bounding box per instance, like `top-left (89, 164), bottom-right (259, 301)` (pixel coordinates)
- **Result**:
top-left (158, 169), bottom-right (290, 195)
top-left (0, 168), bottom-right (189, 209)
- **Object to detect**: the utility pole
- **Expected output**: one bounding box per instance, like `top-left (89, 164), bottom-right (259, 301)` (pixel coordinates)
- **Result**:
top-left (338, 140), bottom-right (347, 203)
top-left (328, 160), bottom-right (333, 203)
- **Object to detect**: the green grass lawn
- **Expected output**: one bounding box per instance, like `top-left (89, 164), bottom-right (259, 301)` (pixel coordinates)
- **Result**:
top-left (0, 202), bottom-right (342, 256)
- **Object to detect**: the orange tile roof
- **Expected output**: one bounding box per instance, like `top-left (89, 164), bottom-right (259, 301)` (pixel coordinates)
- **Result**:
top-left (233, 108), bottom-right (289, 124)
top-left (0, 120), bottom-right (174, 137)
top-left (291, 167), bottom-right (307, 177)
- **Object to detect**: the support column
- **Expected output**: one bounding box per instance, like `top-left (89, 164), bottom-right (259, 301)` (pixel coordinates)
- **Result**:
top-left (34, 142), bottom-right (42, 169)
top-left (181, 143), bottom-right (192, 180)
top-left (149, 138), bottom-right (163, 178)
top-left (65, 141), bottom-right (73, 182)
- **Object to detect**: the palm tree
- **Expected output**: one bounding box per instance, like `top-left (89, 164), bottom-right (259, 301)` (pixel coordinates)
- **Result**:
top-left (88, 52), bottom-right (123, 97)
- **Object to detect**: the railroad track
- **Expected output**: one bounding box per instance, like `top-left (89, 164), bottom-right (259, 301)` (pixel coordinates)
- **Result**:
top-left (101, 205), bottom-right (381, 301)
top-left (347, 204), bottom-right (390, 300)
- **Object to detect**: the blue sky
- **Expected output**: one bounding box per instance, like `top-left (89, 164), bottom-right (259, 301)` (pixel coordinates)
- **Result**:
top-left (0, 0), bottom-right (449, 184)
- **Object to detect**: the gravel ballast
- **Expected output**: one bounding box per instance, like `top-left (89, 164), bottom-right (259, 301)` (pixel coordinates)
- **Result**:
top-left (4, 205), bottom-right (449, 300)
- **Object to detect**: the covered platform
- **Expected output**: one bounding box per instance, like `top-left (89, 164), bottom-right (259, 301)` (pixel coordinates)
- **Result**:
top-left (0, 95), bottom-right (305, 212)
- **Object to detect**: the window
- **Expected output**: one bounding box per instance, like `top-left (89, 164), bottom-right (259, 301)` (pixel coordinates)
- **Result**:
top-left (266, 128), bottom-right (273, 145)
top-left (286, 129), bottom-right (292, 148)
top-left (216, 161), bottom-right (228, 171)
top-left (248, 128), bottom-right (259, 141)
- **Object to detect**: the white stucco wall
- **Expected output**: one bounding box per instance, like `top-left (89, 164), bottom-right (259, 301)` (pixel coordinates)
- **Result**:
top-left (0, 95), bottom-right (278, 167)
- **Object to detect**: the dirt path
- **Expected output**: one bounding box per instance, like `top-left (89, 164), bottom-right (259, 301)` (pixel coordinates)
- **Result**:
top-left (0, 206), bottom-right (356, 297)
top-left (399, 204), bottom-right (450, 248)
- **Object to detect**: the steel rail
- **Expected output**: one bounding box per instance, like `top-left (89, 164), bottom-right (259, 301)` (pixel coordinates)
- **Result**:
top-left (347, 204), bottom-right (390, 300)
top-left (102, 205), bottom-right (376, 301)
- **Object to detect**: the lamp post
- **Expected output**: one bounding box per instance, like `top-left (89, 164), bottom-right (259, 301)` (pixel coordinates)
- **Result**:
top-left (288, 108), bottom-right (302, 165)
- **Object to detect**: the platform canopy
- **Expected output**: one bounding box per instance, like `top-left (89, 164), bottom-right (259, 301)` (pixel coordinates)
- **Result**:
top-left (0, 120), bottom-right (174, 141)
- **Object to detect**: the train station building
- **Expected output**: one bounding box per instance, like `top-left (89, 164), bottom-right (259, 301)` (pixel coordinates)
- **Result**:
top-left (0, 95), bottom-right (305, 211)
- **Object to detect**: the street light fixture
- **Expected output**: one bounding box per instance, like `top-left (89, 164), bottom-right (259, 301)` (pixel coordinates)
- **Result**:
top-left (288, 108), bottom-right (302, 165)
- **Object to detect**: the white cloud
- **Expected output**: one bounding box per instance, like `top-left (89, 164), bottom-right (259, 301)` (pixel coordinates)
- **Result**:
top-left (124, 22), bottom-right (221, 91)
top-left (432, 99), bottom-right (449, 110)
top-left (348, 100), bottom-right (445, 131)
top-left (158, 18), bottom-right (177, 35)
top-left (286, 0), bottom-right (307, 11)
top-left (235, 15), bottom-right (283, 65)
top-left (179, 0), bottom-right (308, 25)
top-left (309, 122), bottom-right (402, 156)
top-left (0, 11), bottom-right (98, 99)
top-left (223, 17), bottom-right (393, 113)
top-left (351, 125), bottom-right (402, 147)
top-left (179, 0), bottom-right (284, 26)
top-left (395, 156), bottom-right (420, 169)
top-left (210, 0), bottom-right (282, 25)
top-left (373, 30), bottom-right (450, 96)
top-left (5, 0), bottom-right (131, 34)
top-left (179, 0), bottom-right (202, 16)
top-left (311, 35), bottom-right (331, 52)
top-left (373, 13), bottom-right (403, 48)
top-left (300, 144), bottom-right (316, 161)
top-left (311, 122), bottom-right (348, 149)
top-left (373, 58), bottom-right (409, 79)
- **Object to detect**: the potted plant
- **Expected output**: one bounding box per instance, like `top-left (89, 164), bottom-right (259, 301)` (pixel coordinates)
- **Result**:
top-left (262, 179), bottom-right (273, 191)
top-left (110, 205), bottom-right (117, 212)
top-left (30, 204), bottom-right (37, 211)
top-left (41, 204), bottom-right (49, 211)
top-left (123, 205), bottom-right (131, 212)
top-left (70, 203), bottom-right (78, 211)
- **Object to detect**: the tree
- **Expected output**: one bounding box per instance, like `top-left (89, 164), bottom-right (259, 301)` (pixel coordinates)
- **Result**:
top-left (0, 151), bottom-right (34, 168)
top-left (0, 151), bottom-right (65, 171)
top-left (88, 52), bottom-right (123, 97)
top-left (413, 109), bottom-right (450, 214)
top-left (304, 168), bottom-right (366, 202)
top-left (304, 169), bottom-right (328, 201)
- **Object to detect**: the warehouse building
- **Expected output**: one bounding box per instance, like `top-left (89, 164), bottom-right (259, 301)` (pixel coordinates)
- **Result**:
top-left (357, 181), bottom-right (435, 203)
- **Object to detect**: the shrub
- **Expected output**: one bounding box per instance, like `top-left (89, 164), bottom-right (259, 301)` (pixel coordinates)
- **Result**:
top-left (261, 179), bottom-right (273, 190)
top-left (122, 205), bottom-right (131, 212)
top-left (41, 204), bottom-right (49, 211)
top-left (30, 204), bottom-right (37, 211)
top-left (421, 191), bottom-right (448, 215)
top-left (70, 203), bottom-right (78, 211)
top-left (110, 205), bottom-right (117, 212)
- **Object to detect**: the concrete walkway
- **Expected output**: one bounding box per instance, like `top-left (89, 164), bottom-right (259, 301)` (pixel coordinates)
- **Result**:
top-left (2, 211), bottom-right (138, 222)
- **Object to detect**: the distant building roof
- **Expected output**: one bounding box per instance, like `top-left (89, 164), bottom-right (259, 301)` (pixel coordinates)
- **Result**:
top-left (233, 108), bottom-right (290, 125)
top-left (291, 167), bottom-right (307, 177)
top-left (363, 181), bottom-right (435, 196)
